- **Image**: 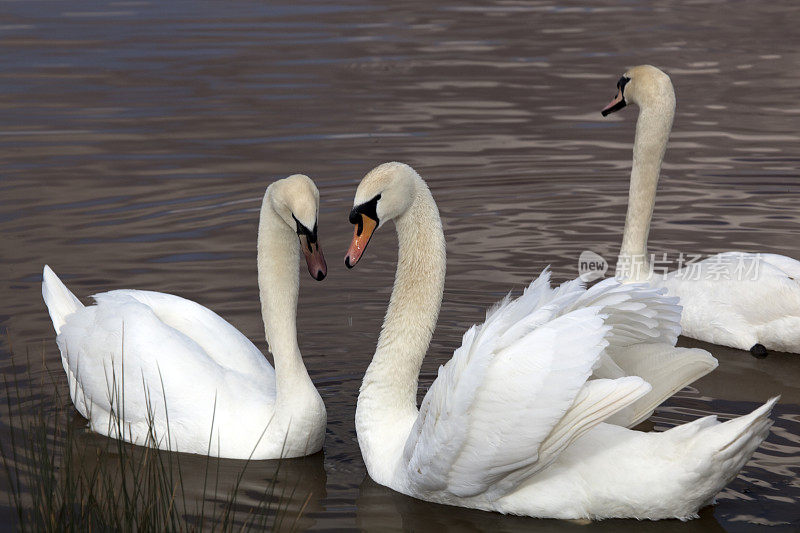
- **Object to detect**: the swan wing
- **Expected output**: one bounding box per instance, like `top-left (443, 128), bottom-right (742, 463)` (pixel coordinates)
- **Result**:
top-left (402, 272), bottom-right (651, 499)
top-left (95, 290), bottom-right (274, 378)
top-left (501, 274), bottom-right (715, 428)
top-left (567, 278), bottom-right (682, 347)
top-left (57, 296), bottom-right (275, 452)
top-left (662, 252), bottom-right (800, 351)
top-left (709, 251), bottom-right (800, 281)
top-left (565, 278), bottom-right (717, 427)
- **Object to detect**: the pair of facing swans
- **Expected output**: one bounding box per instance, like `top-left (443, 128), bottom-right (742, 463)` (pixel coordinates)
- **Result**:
top-left (42, 65), bottom-right (793, 521)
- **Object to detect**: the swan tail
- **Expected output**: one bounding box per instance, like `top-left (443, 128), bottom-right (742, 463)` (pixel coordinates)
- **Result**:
top-left (669, 397), bottom-right (778, 509)
top-left (689, 396), bottom-right (777, 462)
top-left (604, 344), bottom-right (718, 427)
top-left (42, 265), bottom-right (84, 335)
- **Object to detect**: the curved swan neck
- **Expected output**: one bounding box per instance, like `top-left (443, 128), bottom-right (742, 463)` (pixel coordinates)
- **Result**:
top-left (618, 87), bottom-right (675, 281)
top-left (257, 188), bottom-right (314, 404)
top-left (356, 177), bottom-right (446, 463)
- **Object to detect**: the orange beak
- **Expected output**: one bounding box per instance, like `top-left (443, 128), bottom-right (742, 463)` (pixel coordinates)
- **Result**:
top-left (344, 214), bottom-right (378, 268)
top-left (601, 87), bottom-right (627, 116)
top-left (299, 234), bottom-right (327, 281)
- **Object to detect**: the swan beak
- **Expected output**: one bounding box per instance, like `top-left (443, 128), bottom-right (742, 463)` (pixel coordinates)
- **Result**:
top-left (299, 235), bottom-right (327, 281)
top-left (601, 88), bottom-right (626, 116)
top-left (345, 214), bottom-right (377, 269)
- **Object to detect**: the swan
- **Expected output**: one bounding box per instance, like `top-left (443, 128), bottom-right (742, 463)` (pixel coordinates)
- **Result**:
top-left (41, 174), bottom-right (328, 459)
top-left (344, 161), bottom-right (777, 520)
top-left (602, 64), bottom-right (800, 357)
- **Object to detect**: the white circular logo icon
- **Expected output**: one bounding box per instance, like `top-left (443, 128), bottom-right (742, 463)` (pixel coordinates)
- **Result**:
top-left (578, 251), bottom-right (608, 282)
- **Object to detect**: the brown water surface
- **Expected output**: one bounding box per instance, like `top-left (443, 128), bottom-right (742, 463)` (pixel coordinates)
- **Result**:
top-left (1, 0), bottom-right (799, 530)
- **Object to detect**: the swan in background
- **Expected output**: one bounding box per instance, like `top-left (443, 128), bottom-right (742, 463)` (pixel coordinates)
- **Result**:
top-left (42, 174), bottom-right (328, 459)
top-left (344, 162), bottom-right (776, 520)
top-left (602, 64), bottom-right (800, 357)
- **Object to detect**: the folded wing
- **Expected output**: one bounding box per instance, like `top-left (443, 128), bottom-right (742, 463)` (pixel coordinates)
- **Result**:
top-left (565, 278), bottom-right (718, 427)
top-left (402, 271), bottom-right (652, 500)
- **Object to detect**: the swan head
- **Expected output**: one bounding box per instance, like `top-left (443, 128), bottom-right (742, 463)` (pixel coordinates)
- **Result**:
top-left (601, 65), bottom-right (674, 116)
top-left (268, 174), bottom-right (327, 281)
top-left (344, 162), bottom-right (417, 268)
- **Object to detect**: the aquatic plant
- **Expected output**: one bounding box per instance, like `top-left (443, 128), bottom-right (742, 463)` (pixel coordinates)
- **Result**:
top-left (0, 335), bottom-right (312, 532)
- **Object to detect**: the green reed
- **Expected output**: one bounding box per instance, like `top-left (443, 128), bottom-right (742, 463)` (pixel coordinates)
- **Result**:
top-left (0, 333), bottom-right (310, 532)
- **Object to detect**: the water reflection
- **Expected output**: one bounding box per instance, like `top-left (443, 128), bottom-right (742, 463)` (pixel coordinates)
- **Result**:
top-left (68, 433), bottom-right (328, 528)
top-left (1, 0), bottom-right (799, 530)
top-left (0, 403), bottom-right (326, 529)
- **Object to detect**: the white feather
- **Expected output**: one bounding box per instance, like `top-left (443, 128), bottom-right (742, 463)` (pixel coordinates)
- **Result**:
top-left (39, 175), bottom-right (327, 460)
top-left (353, 163), bottom-right (777, 520)
top-left (658, 252), bottom-right (800, 353)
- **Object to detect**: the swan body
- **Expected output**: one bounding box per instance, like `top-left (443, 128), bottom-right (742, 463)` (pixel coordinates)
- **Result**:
top-left (345, 162), bottom-right (776, 520)
top-left (604, 65), bottom-right (800, 355)
top-left (42, 175), bottom-right (328, 459)
top-left (658, 252), bottom-right (800, 354)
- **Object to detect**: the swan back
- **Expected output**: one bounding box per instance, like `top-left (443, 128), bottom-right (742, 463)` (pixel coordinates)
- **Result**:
top-left (94, 290), bottom-right (275, 380)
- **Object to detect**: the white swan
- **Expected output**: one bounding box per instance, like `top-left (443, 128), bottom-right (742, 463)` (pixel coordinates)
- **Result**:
top-left (42, 174), bottom-right (327, 459)
top-left (344, 161), bottom-right (777, 520)
top-left (602, 64), bottom-right (800, 357)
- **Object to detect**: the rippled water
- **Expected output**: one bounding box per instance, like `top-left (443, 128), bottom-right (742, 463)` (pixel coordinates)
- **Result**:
top-left (1, 0), bottom-right (799, 530)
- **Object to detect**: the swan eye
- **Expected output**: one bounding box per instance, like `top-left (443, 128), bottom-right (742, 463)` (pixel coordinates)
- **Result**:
top-left (349, 194), bottom-right (381, 235)
top-left (292, 214), bottom-right (318, 245)
top-left (617, 76), bottom-right (630, 94)
top-left (345, 194), bottom-right (381, 268)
